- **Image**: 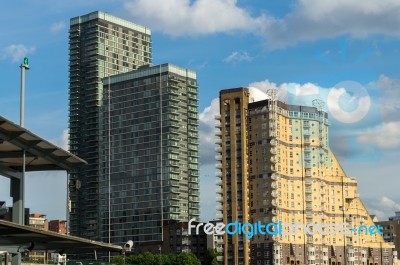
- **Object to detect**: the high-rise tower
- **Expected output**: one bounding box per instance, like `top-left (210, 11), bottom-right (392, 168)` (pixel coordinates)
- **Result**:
top-left (68, 11), bottom-right (152, 239)
top-left (100, 63), bottom-right (200, 248)
top-left (216, 87), bottom-right (396, 265)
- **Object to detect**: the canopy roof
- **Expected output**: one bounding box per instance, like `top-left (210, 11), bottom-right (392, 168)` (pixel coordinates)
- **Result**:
top-left (0, 115), bottom-right (86, 176)
top-left (0, 220), bottom-right (122, 254)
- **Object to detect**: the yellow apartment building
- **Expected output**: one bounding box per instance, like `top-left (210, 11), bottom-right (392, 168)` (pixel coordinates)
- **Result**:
top-left (215, 87), bottom-right (396, 265)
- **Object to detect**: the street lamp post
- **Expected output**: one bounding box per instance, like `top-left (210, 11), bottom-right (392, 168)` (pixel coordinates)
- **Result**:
top-left (11, 57), bottom-right (30, 265)
top-left (19, 57), bottom-right (29, 224)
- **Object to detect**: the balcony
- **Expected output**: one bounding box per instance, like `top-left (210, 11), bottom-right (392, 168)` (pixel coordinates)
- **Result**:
top-left (216, 180), bottom-right (222, 186)
top-left (271, 173), bottom-right (279, 180)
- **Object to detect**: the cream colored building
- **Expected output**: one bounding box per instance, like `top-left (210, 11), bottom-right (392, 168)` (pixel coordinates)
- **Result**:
top-left (216, 87), bottom-right (396, 265)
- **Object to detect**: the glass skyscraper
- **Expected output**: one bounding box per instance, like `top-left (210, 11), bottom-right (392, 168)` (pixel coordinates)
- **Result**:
top-left (68, 11), bottom-right (152, 240)
top-left (100, 63), bottom-right (200, 247)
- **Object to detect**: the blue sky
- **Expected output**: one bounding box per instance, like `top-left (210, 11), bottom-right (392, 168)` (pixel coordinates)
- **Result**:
top-left (1, 0), bottom-right (400, 222)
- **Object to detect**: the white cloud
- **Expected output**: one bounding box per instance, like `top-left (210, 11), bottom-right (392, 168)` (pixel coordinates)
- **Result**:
top-left (199, 98), bottom-right (219, 165)
top-left (364, 196), bottom-right (400, 221)
top-left (50, 21), bottom-right (66, 33)
top-left (1, 44), bottom-right (35, 63)
top-left (224, 51), bottom-right (252, 63)
top-left (51, 129), bottom-right (69, 150)
top-left (123, 0), bottom-right (268, 36)
top-left (249, 80), bottom-right (279, 91)
top-left (249, 79), bottom-right (324, 103)
top-left (260, 0), bottom-right (400, 48)
top-left (295, 83), bottom-right (320, 96)
top-left (358, 122), bottom-right (400, 149)
top-left (374, 75), bottom-right (400, 122)
top-left (123, 0), bottom-right (400, 48)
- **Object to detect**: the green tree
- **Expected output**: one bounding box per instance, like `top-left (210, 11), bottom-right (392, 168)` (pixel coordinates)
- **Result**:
top-left (112, 252), bottom-right (200, 265)
top-left (205, 248), bottom-right (219, 265)
top-left (210, 258), bottom-right (220, 265)
top-left (111, 255), bottom-right (124, 265)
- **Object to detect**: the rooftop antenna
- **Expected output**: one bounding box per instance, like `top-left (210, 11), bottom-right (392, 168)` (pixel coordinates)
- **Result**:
top-left (312, 99), bottom-right (325, 112)
top-left (266, 88), bottom-right (278, 101)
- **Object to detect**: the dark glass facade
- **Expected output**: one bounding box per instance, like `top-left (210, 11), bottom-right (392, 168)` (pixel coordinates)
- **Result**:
top-left (99, 64), bottom-right (200, 246)
top-left (68, 11), bottom-right (152, 240)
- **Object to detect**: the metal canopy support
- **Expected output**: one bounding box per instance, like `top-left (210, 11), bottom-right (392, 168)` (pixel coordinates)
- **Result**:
top-left (0, 165), bottom-right (21, 180)
top-left (0, 129), bottom-right (75, 171)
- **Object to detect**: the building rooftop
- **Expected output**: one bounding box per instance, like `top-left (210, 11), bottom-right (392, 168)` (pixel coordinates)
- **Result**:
top-left (70, 10), bottom-right (151, 35)
top-left (103, 63), bottom-right (197, 85)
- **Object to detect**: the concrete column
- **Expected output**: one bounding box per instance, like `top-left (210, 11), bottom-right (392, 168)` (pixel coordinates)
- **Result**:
top-left (11, 253), bottom-right (20, 265)
top-left (10, 177), bottom-right (24, 225)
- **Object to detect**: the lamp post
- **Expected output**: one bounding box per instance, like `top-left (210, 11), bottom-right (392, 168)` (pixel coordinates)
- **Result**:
top-left (11, 57), bottom-right (30, 265)
top-left (159, 246), bottom-right (162, 265)
top-left (20, 57), bottom-right (29, 127)
top-left (18, 57), bottom-right (29, 224)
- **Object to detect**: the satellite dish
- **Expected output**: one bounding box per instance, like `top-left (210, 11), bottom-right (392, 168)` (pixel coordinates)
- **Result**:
top-left (75, 180), bottom-right (81, 190)
top-left (69, 179), bottom-right (82, 191)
